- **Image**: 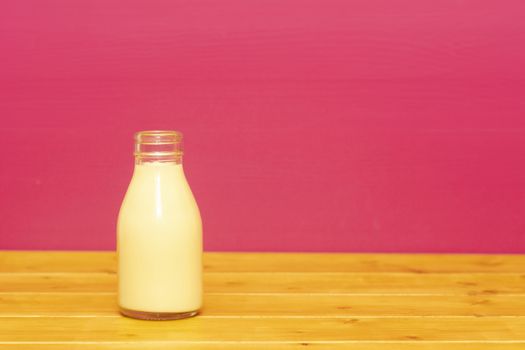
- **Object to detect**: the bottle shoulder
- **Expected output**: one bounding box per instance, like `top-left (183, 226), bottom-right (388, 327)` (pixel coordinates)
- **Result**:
top-left (118, 167), bottom-right (201, 224)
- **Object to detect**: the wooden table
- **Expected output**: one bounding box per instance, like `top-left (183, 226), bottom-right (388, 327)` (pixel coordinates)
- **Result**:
top-left (1, 251), bottom-right (525, 349)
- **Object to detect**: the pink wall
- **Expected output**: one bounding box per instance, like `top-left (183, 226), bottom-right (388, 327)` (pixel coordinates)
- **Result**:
top-left (1, 0), bottom-right (525, 252)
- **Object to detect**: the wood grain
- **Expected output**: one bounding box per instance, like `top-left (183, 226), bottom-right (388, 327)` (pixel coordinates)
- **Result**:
top-left (2, 251), bottom-right (525, 349)
top-left (1, 293), bottom-right (525, 317)
top-left (1, 344), bottom-right (525, 350)
top-left (1, 272), bottom-right (524, 294)
top-left (0, 251), bottom-right (117, 273)
top-left (2, 317), bottom-right (525, 342)
top-left (2, 251), bottom-right (525, 273)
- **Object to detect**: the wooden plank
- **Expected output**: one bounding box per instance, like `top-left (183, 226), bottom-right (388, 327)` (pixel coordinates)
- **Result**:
top-left (205, 272), bottom-right (525, 295)
top-left (0, 251), bottom-right (117, 273)
top-left (1, 272), bottom-right (524, 294)
top-left (1, 317), bottom-right (525, 342)
top-left (204, 253), bottom-right (525, 273)
top-left (1, 343), bottom-right (525, 350)
top-left (2, 251), bottom-right (525, 273)
top-left (1, 293), bottom-right (525, 317)
top-left (0, 273), bottom-right (114, 293)
top-left (2, 252), bottom-right (524, 349)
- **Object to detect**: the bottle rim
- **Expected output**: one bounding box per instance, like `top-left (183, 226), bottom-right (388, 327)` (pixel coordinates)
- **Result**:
top-left (134, 130), bottom-right (183, 161)
top-left (134, 130), bottom-right (183, 144)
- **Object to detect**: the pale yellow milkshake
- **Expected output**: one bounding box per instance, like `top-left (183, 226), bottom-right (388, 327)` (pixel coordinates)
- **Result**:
top-left (117, 131), bottom-right (202, 320)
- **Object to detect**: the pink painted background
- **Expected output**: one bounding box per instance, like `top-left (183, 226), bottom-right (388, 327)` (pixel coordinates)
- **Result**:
top-left (1, 0), bottom-right (525, 252)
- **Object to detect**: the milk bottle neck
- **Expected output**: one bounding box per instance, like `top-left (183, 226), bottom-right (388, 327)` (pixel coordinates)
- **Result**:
top-left (134, 130), bottom-right (183, 165)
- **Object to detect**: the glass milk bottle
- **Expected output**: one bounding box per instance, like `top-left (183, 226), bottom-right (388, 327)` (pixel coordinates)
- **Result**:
top-left (117, 130), bottom-right (202, 320)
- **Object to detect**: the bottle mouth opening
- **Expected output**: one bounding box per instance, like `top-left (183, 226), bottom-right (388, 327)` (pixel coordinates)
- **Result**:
top-left (134, 130), bottom-right (183, 145)
top-left (134, 130), bottom-right (183, 160)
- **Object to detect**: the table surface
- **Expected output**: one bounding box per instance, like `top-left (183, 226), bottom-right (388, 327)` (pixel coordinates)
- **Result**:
top-left (1, 251), bottom-right (525, 349)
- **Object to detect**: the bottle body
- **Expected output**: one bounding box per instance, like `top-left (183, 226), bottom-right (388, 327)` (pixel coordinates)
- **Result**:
top-left (117, 131), bottom-right (202, 320)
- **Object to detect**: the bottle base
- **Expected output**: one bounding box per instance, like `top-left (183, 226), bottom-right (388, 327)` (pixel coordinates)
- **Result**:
top-left (119, 306), bottom-right (199, 320)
